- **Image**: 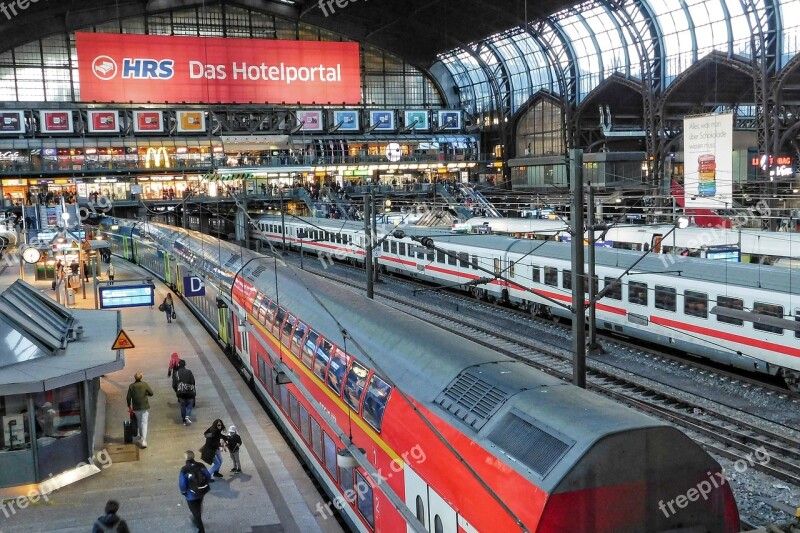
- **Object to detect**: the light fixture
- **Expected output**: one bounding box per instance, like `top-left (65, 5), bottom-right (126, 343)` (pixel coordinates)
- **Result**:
top-left (676, 216), bottom-right (690, 229)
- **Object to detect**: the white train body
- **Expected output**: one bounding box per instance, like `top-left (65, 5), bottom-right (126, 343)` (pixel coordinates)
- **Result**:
top-left (253, 215), bottom-right (800, 388)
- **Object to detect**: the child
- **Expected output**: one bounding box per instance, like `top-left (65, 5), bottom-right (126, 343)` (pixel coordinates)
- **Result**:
top-left (228, 425), bottom-right (242, 473)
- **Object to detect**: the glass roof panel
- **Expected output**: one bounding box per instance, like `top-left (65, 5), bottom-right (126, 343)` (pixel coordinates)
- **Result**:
top-left (781, 0), bottom-right (800, 66)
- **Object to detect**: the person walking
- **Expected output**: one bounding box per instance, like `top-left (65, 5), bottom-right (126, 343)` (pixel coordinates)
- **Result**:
top-left (106, 262), bottom-right (115, 285)
top-left (92, 499), bottom-right (130, 533)
top-left (172, 359), bottom-right (196, 426)
top-left (126, 372), bottom-right (154, 448)
top-left (201, 419), bottom-right (227, 478)
top-left (161, 293), bottom-right (174, 323)
top-left (82, 260), bottom-right (90, 283)
top-left (179, 450), bottom-right (211, 533)
top-left (228, 425), bottom-right (243, 473)
top-left (167, 351), bottom-right (181, 377)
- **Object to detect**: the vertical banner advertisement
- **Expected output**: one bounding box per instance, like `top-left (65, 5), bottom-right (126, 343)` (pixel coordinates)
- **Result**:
top-left (75, 32), bottom-right (361, 104)
top-left (683, 113), bottom-right (733, 209)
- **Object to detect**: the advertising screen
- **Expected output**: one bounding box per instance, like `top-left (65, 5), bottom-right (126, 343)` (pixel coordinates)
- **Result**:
top-left (683, 113), bottom-right (733, 209)
top-left (176, 111), bottom-right (206, 133)
top-left (87, 110), bottom-right (120, 133)
top-left (76, 32), bottom-right (361, 104)
top-left (404, 110), bottom-right (429, 131)
top-left (333, 110), bottom-right (359, 131)
top-left (0, 111), bottom-right (24, 134)
top-left (296, 110), bottom-right (323, 132)
top-left (437, 110), bottom-right (461, 131)
top-left (39, 111), bottom-right (73, 133)
top-left (133, 111), bottom-right (164, 132)
top-left (370, 110), bottom-right (395, 131)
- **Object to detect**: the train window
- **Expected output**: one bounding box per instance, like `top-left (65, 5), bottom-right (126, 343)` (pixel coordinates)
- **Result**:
top-left (603, 277), bottom-right (622, 300)
top-left (289, 392), bottom-right (300, 427)
top-left (292, 321), bottom-right (307, 351)
top-left (266, 301), bottom-right (278, 324)
top-left (459, 253), bottom-right (469, 267)
top-left (323, 432), bottom-right (338, 480)
top-left (796, 309), bottom-right (800, 339)
top-left (655, 286), bottom-right (676, 311)
top-left (327, 348), bottom-right (349, 396)
top-left (427, 250), bottom-right (434, 261)
top-left (508, 261), bottom-right (515, 278)
top-left (390, 241), bottom-right (397, 254)
top-left (280, 383), bottom-right (289, 412)
top-left (471, 255), bottom-right (479, 270)
top-left (340, 465), bottom-right (355, 501)
top-left (417, 247), bottom-right (424, 259)
top-left (282, 314), bottom-right (296, 339)
top-left (399, 242), bottom-right (406, 255)
top-left (344, 361), bottom-right (369, 411)
top-left (448, 251), bottom-right (457, 266)
top-left (628, 281), bottom-right (648, 306)
top-left (562, 270), bottom-right (571, 290)
top-left (252, 293), bottom-right (264, 314)
top-left (362, 373), bottom-right (392, 432)
top-left (684, 291), bottom-right (708, 319)
top-left (415, 496), bottom-right (426, 528)
top-left (299, 404), bottom-right (310, 443)
top-left (753, 302), bottom-right (784, 334)
top-left (434, 515), bottom-right (444, 533)
top-left (302, 330), bottom-right (319, 368)
top-left (545, 267), bottom-right (558, 287)
top-left (257, 357), bottom-right (267, 386)
top-left (716, 296), bottom-right (744, 326)
top-left (437, 249), bottom-right (445, 263)
top-left (382, 241), bottom-right (388, 252)
top-left (355, 471), bottom-right (375, 528)
top-left (275, 307), bottom-right (287, 330)
top-left (532, 265), bottom-right (540, 283)
top-left (493, 258), bottom-right (501, 275)
top-left (313, 339), bottom-right (333, 380)
top-left (310, 417), bottom-right (323, 459)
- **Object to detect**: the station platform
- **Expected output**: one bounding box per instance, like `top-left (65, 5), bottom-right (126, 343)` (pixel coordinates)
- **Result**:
top-left (0, 258), bottom-right (344, 533)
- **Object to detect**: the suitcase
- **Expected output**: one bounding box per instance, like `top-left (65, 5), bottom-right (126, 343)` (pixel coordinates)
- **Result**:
top-left (123, 420), bottom-right (133, 444)
top-left (130, 412), bottom-right (139, 437)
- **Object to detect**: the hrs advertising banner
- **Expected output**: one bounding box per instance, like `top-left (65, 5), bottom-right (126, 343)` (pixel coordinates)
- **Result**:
top-left (75, 32), bottom-right (361, 105)
top-left (683, 113), bottom-right (733, 209)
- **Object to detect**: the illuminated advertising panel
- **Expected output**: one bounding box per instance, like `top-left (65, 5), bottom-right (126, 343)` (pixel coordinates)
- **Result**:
top-left (332, 110), bottom-right (359, 131)
top-left (176, 111), bottom-right (205, 133)
top-left (683, 113), bottom-right (733, 209)
top-left (437, 110), bottom-right (461, 131)
top-left (133, 110), bottom-right (164, 133)
top-left (87, 110), bottom-right (120, 133)
top-left (0, 111), bottom-right (25, 134)
top-left (296, 110), bottom-right (323, 132)
top-left (39, 111), bottom-right (73, 133)
top-left (370, 110), bottom-right (395, 131)
top-left (404, 110), bottom-right (429, 131)
top-left (75, 32), bottom-right (361, 104)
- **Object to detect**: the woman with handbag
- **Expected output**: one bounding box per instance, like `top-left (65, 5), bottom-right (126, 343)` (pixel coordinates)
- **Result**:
top-left (160, 293), bottom-right (174, 324)
top-left (201, 419), bottom-right (227, 478)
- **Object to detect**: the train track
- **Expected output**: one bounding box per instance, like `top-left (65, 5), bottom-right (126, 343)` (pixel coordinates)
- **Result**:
top-left (301, 263), bottom-right (800, 490)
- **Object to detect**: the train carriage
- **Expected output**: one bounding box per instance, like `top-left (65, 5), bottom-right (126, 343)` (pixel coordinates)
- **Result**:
top-left (104, 218), bottom-right (739, 532)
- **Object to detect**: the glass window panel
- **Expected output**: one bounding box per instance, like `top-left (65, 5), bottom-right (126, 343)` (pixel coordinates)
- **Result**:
top-left (356, 471), bottom-right (375, 527)
top-left (326, 348), bottom-right (348, 395)
top-left (310, 417), bottom-right (322, 459)
top-left (753, 302), bottom-right (784, 334)
top-left (343, 361), bottom-right (369, 411)
top-left (716, 296), bottom-right (744, 326)
top-left (362, 373), bottom-right (391, 431)
top-left (782, 0), bottom-right (800, 64)
top-left (323, 432), bottom-right (337, 478)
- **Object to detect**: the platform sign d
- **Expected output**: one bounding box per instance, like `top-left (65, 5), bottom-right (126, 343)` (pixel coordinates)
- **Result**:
top-left (184, 276), bottom-right (206, 297)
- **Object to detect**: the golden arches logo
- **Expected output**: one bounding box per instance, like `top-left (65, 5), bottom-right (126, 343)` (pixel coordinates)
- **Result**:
top-left (144, 147), bottom-right (171, 169)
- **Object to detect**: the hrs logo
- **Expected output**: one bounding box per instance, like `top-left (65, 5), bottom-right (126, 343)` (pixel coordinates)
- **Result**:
top-left (122, 58), bottom-right (174, 79)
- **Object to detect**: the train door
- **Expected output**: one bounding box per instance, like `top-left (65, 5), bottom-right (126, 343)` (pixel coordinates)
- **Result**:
top-left (404, 467), bottom-right (457, 533)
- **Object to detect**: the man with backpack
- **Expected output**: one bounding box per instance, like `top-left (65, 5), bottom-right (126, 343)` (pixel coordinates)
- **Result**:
top-left (92, 499), bottom-right (130, 532)
top-left (179, 450), bottom-right (211, 533)
top-left (172, 359), bottom-right (196, 425)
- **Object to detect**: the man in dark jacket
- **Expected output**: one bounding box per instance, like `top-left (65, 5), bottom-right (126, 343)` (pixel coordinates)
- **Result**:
top-left (126, 372), bottom-right (153, 448)
top-left (202, 419), bottom-right (227, 478)
top-left (172, 359), bottom-right (196, 425)
top-left (92, 499), bottom-right (130, 532)
top-left (179, 450), bottom-right (211, 533)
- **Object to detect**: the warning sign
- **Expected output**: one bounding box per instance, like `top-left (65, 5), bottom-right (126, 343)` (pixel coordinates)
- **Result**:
top-left (112, 329), bottom-right (135, 350)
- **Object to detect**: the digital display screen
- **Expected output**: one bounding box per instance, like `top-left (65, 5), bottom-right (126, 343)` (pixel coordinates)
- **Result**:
top-left (99, 284), bottom-right (155, 309)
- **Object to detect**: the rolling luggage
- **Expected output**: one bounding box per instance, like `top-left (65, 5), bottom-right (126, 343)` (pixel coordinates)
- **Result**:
top-left (123, 420), bottom-right (133, 444)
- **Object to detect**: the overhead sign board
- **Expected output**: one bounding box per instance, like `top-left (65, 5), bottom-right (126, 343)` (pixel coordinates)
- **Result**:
top-left (183, 275), bottom-right (206, 297)
top-left (75, 32), bottom-right (361, 104)
top-left (99, 284), bottom-right (155, 309)
top-left (683, 113), bottom-right (733, 209)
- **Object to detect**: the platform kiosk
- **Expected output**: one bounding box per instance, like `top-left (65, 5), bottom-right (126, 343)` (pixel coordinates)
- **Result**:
top-left (0, 280), bottom-right (123, 497)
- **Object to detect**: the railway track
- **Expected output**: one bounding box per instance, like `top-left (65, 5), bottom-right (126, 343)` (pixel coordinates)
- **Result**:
top-left (303, 264), bottom-right (800, 489)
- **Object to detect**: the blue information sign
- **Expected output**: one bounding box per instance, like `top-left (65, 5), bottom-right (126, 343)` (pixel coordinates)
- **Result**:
top-left (184, 276), bottom-right (206, 297)
top-left (99, 284), bottom-right (155, 309)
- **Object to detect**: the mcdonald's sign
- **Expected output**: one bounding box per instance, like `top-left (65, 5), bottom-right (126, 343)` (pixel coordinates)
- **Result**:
top-left (144, 147), bottom-right (171, 169)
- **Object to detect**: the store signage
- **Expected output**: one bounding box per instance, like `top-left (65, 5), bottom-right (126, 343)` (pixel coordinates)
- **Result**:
top-left (75, 32), bottom-right (361, 104)
top-left (0, 111), bottom-right (25, 134)
top-left (0, 151), bottom-right (20, 160)
top-left (144, 147), bottom-right (171, 169)
top-left (87, 110), bottom-right (120, 133)
top-left (183, 276), bottom-right (206, 297)
top-left (750, 154), bottom-right (794, 178)
top-left (39, 111), bottom-right (73, 133)
top-left (133, 110), bottom-right (164, 132)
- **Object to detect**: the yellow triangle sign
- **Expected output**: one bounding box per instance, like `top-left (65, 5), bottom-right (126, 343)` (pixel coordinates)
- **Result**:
top-left (112, 329), bottom-right (135, 350)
